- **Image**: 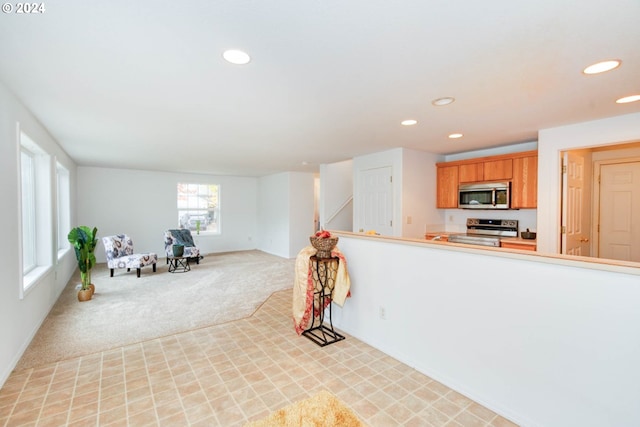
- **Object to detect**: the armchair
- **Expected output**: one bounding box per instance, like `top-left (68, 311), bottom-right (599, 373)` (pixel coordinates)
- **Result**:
top-left (102, 234), bottom-right (158, 278)
top-left (164, 229), bottom-right (201, 264)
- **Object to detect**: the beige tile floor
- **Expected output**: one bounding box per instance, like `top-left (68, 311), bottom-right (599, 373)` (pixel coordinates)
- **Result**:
top-left (0, 290), bottom-right (519, 427)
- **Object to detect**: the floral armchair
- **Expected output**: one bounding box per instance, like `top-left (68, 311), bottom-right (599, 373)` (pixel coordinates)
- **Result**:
top-left (164, 229), bottom-right (201, 264)
top-left (102, 234), bottom-right (158, 278)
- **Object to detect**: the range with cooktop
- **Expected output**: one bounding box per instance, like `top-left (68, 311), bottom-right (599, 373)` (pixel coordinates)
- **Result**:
top-left (447, 218), bottom-right (518, 247)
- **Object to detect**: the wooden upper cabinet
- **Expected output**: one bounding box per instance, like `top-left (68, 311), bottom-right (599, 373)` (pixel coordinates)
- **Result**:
top-left (459, 159), bottom-right (513, 182)
top-left (459, 163), bottom-right (484, 183)
top-left (483, 159), bottom-right (513, 181)
top-left (436, 165), bottom-right (458, 208)
top-left (436, 150), bottom-right (537, 209)
top-left (511, 155), bottom-right (538, 208)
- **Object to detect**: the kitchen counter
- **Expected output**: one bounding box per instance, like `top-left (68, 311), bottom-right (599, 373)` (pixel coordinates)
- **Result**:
top-left (425, 231), bottom-right (537, 250)
top-left (499, 236), bottom-right (537, 246)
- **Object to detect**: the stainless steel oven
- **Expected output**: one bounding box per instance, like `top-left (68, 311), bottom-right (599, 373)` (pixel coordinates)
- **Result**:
top-left (458, 182), bottom-right (510, 209)
top-left (448, 218), bottom-right (518, 247)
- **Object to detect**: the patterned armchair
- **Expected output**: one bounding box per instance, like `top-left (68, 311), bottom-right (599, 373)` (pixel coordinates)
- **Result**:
top-left (164, 229), bottom-right (201, 264)
top-left (102, 234), bottom-right (158, 278)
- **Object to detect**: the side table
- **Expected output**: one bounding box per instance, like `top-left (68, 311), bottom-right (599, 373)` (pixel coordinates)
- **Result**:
top-left (168, 256), bottom-right (190, 273)
top-left (302, 255), bottom-right (346, 346)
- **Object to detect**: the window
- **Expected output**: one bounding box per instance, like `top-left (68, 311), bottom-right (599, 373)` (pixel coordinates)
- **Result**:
top-left (56, 163), bottom-right (71, 256)
top-left (19, 129), bottom-right (53, 294)
top-left (177, 183), bottom-right (220, 234)
top-left (21, 148), bottom-right (36, 274)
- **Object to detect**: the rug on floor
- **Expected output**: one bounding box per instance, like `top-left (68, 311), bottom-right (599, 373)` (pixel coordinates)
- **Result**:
top-left (245, 390), bottom-right (364, 427)
top-left (16, 250), bottom-right (295, 370)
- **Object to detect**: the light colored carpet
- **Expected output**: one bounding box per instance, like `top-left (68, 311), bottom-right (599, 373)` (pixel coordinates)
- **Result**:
top-left (245, 390), bottom-right (364, 427)
top-left (16, 250), bottom-right (295, 370)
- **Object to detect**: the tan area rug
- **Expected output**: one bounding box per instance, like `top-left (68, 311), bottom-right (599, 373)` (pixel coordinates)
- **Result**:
top-left (245, 390), bottom-right (364, 427)
top-left (16, 250), bottom-right (295, 370)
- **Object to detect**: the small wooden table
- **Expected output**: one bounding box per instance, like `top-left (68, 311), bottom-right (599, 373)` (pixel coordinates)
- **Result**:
top-left (168, 256), bottom-right (190, 273)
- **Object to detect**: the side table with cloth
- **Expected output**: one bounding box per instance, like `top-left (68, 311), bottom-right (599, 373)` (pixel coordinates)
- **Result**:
top-left (292, 246), bottom-right (351, 335)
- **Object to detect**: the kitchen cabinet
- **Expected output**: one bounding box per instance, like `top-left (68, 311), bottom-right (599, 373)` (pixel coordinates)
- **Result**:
top-left (436, 150), bottom-right (537, 209)
top-left (500, 240), bottom-right (536, 251)
top-left (459, 163), bottom-right (484, 183)
top-left (459, 159), bottom-right (512, 183)
top-left (483, 158), bottom-right (513, 181)
top-left (511, 155), bottom-right (538, 208)
top-left (436, 165), bottom-right (458, 208)
top-left (425, 233), bottom-right (448, 242)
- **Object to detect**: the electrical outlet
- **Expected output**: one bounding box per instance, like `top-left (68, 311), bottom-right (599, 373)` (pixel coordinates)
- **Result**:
top-left (379, 306), bottom-right (386, 320)
top-left (406, 216), bottom-right (412, 225)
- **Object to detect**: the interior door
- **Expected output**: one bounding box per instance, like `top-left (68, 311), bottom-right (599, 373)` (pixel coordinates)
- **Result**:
top-left (598, 161), bottom-right (640, 261)
top-left (561, 151), bottom-right (591, 256)
top-left (359, 166), bottom-right (393, 235)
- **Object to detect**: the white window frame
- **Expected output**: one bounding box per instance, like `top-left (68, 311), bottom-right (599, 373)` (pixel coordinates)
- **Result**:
top-left (177, 183), bottom-right (221, 235)
top-left (21, 147), bottom-right (37, 275)
top-left (56, 162), bottom-right (71, 258)
top-left (18, 126), bottom-right (53, 297)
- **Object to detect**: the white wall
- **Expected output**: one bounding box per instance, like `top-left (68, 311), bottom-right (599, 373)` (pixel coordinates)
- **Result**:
top-left (353, 147), bottom-right (441, 238)
top-left (0, 82), bottom-right (78, 387)
top-left (78, 167), bottom-right (258, 262)
top-left (288, 172), bottom-right (315, 257)
top-left (332, 234), bottom-right (640, 427)
top-left (319, 159), bottom-right (353, 231)
top-left (537, 112), bottom-right (640, 254)
top-left (257, 172), bottom-right (315, 258)
top-left (444, 141), bottom-right (538, 162)
top-left (441, 209), bottom-right (538, 235)
top-left (401, 148), bottom-right (444, 239)
top-left (257, 173), bottom-right (291, 258)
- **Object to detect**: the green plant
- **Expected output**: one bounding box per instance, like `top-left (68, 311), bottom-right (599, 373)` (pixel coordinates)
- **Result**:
top-left (68, 226), bottom-right (98, 290)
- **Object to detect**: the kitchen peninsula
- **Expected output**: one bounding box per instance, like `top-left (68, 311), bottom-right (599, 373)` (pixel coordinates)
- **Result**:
top-left (329, 231), bottom-right (640, 427)
top-left (426, 231), bottom-right (537, 251)
top-left (426, 218), bottom-right (537, 251)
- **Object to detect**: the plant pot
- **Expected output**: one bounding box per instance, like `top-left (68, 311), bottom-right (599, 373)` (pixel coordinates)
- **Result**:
top-left (173, 245), bottom-right (185, 257)
top-left (77, 289), bottom-right (92, 302)
top-left (88, 283), bottom-right (95, 296)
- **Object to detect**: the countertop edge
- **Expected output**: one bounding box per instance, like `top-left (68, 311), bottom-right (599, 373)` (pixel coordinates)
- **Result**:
top-left (330, 230), bottom-right (640, 276)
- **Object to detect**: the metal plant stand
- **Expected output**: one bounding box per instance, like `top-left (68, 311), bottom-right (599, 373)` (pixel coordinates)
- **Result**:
top-left (168, 256), bottom-right (190, 273)
top-left (302, 256), bottom-right (346, 347)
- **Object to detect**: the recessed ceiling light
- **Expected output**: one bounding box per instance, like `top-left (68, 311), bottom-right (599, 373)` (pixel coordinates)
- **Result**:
top-left (616, 94), bottom-right (640, 104)
top-left (401, 119), bottom-right (418, 126)
top-left (583, 60), bottom-right (621, 75)
top-left (432, 97), bottom-right (455, 106)
top-left (223, 49), bottom-right (251, 65)
top-left (448, 133), bottom-right (463, 139)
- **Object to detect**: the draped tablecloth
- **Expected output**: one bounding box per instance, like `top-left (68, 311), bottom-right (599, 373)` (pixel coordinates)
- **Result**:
top-left (292, 246), bottom-right (351, 335)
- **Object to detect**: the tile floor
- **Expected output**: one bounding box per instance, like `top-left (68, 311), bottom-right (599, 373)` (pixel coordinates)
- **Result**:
top-left (0, 290), bottom-right (519, 426)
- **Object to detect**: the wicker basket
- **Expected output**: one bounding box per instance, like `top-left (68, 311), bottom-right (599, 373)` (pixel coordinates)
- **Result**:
top-left (310, 236), bottom-right (338, 259)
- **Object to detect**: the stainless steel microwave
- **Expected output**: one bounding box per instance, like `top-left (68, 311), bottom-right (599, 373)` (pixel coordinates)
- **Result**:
top-left (458, 182), bottom-right (510, 209)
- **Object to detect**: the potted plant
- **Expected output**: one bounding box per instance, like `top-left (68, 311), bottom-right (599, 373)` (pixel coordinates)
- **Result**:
top-left (68, 226), bottom-right (98, 302)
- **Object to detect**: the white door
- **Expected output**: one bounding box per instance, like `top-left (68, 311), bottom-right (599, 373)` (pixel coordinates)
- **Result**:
top-left (561, 151), bottom-right (591, 256)
top-left (359, 167), bottom-right (393, 235)
top-left (598, 161), bottom-right (640, 262)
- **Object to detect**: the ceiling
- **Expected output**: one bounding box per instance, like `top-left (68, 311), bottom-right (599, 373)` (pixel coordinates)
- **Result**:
top-left (1, 0), bottom-right (639, 177)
